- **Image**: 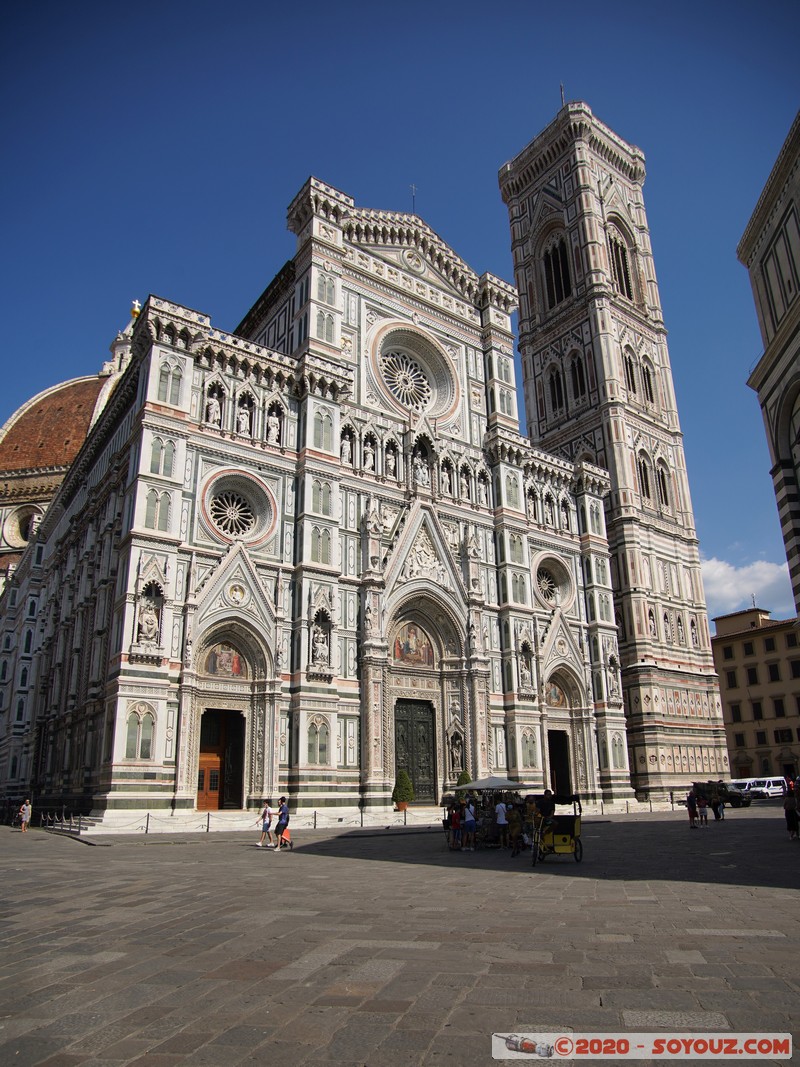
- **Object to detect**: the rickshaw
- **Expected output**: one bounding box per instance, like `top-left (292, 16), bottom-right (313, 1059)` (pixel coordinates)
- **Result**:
top-left (527, 793), bottom-right (583, 865)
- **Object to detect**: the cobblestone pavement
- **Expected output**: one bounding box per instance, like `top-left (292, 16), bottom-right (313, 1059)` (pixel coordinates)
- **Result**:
top-left (0, 804), bottom-right (797, 1066)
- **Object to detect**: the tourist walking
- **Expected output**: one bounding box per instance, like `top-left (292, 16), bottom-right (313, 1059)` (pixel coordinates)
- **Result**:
top-left (256, 798), bottom-right (276, 848)
top-left (274, 796), bottom-right (290, 849)
top-left (18, 799), bottom-right (31, 833)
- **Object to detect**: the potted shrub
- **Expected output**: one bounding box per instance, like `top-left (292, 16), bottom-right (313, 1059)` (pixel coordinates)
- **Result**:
top-left (392, 769), bottom-right (415, 811)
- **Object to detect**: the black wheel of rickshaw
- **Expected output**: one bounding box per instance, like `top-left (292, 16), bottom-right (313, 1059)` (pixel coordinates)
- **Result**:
top-left (574, 838), bottom-right (583, 862)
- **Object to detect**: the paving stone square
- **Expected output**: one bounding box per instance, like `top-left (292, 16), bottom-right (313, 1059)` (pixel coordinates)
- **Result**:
top-left (0, 804), bottom-right (798, 1065)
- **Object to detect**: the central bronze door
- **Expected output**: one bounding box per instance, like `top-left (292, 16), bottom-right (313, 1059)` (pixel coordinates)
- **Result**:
top-left (394, 700), bottom-right (435, 802)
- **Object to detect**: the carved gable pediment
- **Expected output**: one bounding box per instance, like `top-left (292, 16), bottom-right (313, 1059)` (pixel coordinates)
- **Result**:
top-left (384, 503), bottom-right (467, 603)
top-left (194, 542), bottom-right (276, 640)
top-left (540, 608), bottom-right (583, 673)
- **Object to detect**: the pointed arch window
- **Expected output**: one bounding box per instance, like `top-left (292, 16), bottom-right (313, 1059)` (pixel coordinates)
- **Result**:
top-left (637, 454), bottom-right (652, 502)
top-left (624, 353), bottom-right (637, 395)
top-left (548, 367), bottom-right (565, 412)
top-left (312, 480), bottom-right (332, 516)
top-left (308, 721), bottom-right (330, 764)
top-left (317, 274), bottom-right (336, 305)
top-left (313, 410), bottom-right (333, 451)
top-left (126, 709), bottom-right (155, 760)
top-left (608, 227), bottom-right (634, 300)
top-left (656, 465), bottom-right (670, 508)
top-left (642, 362), bottom-right (655, 404)
top-left (543, 237), bottom-right (572, 309)
top-left (505, 474), bottom-right (520, 509)
top-left (157, 363), bottom-right (182, 405)
top-left (311, 527), bottom-right (331, 565)
top-left (316, 311), bottom-right (334, 343)
top-left (150, 438), bottom-right (175, 477)
top-left (571, 354), bottom-right (587, 401)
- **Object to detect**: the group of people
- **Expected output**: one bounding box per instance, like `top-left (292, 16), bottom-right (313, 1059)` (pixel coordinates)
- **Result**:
top-left (255, 796), bottom-right (291, 850)
top-left (684, 789), bottom-right (724, 828)
top-left (446, 789), bottom-right (557, 857)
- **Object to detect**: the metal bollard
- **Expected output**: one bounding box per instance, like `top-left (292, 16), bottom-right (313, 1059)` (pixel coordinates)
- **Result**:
top-left (78, 814), bottom-right (82, 834)
top-left (313, 810), bottom-right (317, 829)
top-left (145, 812), bottom-right (150, 835)
top-left (206, 812), bottom-right (211, 832)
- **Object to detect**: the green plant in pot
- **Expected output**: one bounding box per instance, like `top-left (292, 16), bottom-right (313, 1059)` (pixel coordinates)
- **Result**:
top-left (392, 769), bottom-right (415, 810)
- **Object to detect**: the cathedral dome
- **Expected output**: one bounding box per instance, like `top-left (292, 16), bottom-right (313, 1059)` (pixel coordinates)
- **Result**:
top-left (0, 375), bottom-right (110, 474)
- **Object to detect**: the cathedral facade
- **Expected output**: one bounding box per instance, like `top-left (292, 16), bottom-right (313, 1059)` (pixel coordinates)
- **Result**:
top-left (0, 104), bottom-right (726, 816)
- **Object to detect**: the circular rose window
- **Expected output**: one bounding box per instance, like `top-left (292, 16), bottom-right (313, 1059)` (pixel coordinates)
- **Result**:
top-left (210, 490), bottom-right (255, 537)
top-left (371, 326), bottom-right (458, 420)
top-left (533, 556), bottom-right (574, 610)
top-left (380, 350), bottom-right (432, 411)
top-left (201, 470), bottom-right (275, 545)
top-left (537, 566), bottom-right (558, 603)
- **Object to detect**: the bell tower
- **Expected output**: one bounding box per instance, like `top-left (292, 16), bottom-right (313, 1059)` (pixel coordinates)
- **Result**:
top-left (499, 103), bottom-right (728, 796)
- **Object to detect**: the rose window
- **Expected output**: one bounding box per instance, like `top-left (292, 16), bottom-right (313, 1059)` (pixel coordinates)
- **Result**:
top-left (537, 567), bottom-right (557, 603)
top-left (210, 490), bottom-right (255, 536)
top-left (380, 349), bottom-right (432, 411)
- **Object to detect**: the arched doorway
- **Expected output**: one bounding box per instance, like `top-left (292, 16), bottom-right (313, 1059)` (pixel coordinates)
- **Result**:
top-left (194, 636), bottom-right (258, 811)
top-left (197, 709), bottom-right (245, 810)
top-left (394, 699), bottom-right (436, 802)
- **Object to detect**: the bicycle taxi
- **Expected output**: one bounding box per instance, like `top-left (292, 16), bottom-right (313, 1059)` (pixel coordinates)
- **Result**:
top-left (527, 792), bottom-right (583, 865)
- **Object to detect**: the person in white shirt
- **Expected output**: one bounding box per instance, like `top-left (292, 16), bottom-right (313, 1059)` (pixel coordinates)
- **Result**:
top-left (494, 799), bottom-right (509, 848)
top-left (256, 799), bottom-right (276, 848)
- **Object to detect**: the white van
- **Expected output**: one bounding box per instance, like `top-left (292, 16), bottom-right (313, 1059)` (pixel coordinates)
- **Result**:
top-left (748, 777), bottom-right (787, 798)
top-left (728, 778), bottom-right (758, 792)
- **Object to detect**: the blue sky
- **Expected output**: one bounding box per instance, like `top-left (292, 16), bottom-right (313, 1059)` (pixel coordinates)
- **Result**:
top-left (1, 1), bottom-right (798, 625)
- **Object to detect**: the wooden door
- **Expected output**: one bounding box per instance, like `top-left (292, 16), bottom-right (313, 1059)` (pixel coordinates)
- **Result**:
top-left (197, 756), bottom-right (222, 811)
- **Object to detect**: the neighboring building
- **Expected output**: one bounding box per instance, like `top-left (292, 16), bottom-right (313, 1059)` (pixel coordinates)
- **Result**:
top-left (712, 607), bottom-right (800, 781)
top-left (0, 103), bottom-right (727, 818)
top-left (499, 103), bottom-right (727, 796)
top-left (739, 111), bottom-right (800, 616)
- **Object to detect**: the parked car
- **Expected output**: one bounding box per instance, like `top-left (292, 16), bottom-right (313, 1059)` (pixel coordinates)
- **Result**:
top-left (691, 780), bottom-right (752, 808)
top-left (747, 777), bottom-right (787, 799)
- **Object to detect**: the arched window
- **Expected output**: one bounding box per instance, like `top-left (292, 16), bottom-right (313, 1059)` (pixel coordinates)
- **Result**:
top-left (548, 367), bottom-right (565, 412)
top-left (642, 362), bottom-right (655, 405)
top-left (656, 466), bottom-right (670, 508)
top-left (0, 662), bottom-right (6, 681)
top-left (311, 527), bottom-right (331, 565)
top-left (543, 236), bottom-right (572, 309)
top-left (317, 274), bottom-right (335, 305)
top-left (316, 311), bottom-right (334, 343)
top-left (24, 630), bottom-right (32, 654)
top-left (638, 454), bottom-right (652, 501)
top-left (126, 709), bottom-right (156, 760)
top-left (20, 668), bottom-right (28, 687)
top-left (312, 480), bottom-right (332, 515)
top-left (150, 439), bottom-right (163, 475)
top-left (157, 363), bottom-right (182, 405)
top-left (16, 698), bottom-right (24, 721)
top-left (313, 410), bottom-right (333, 451)
top-left (624, 353), bottom-right (637, 395)
top-left (608, 227), bottom-right (633, 299)
top-left (571, 354), bottom-right (586, 400)
top-left (521, 730), bottom-right (537, 768)
top-left (145, 489), bottom-right (159, 528)
top-left (157, 493), bottom-right (170, 532)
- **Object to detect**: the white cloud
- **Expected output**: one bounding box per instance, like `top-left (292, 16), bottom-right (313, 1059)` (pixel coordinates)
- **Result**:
top-left (700, 556), bottom-right (795, 626)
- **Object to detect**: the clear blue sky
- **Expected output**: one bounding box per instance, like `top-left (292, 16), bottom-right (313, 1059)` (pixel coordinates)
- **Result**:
top-left (2, 1), bottom-right (798, 624)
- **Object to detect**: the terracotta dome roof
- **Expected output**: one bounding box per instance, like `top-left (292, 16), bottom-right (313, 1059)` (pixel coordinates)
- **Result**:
top-left (0, 376), bottom-right (110, 474)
